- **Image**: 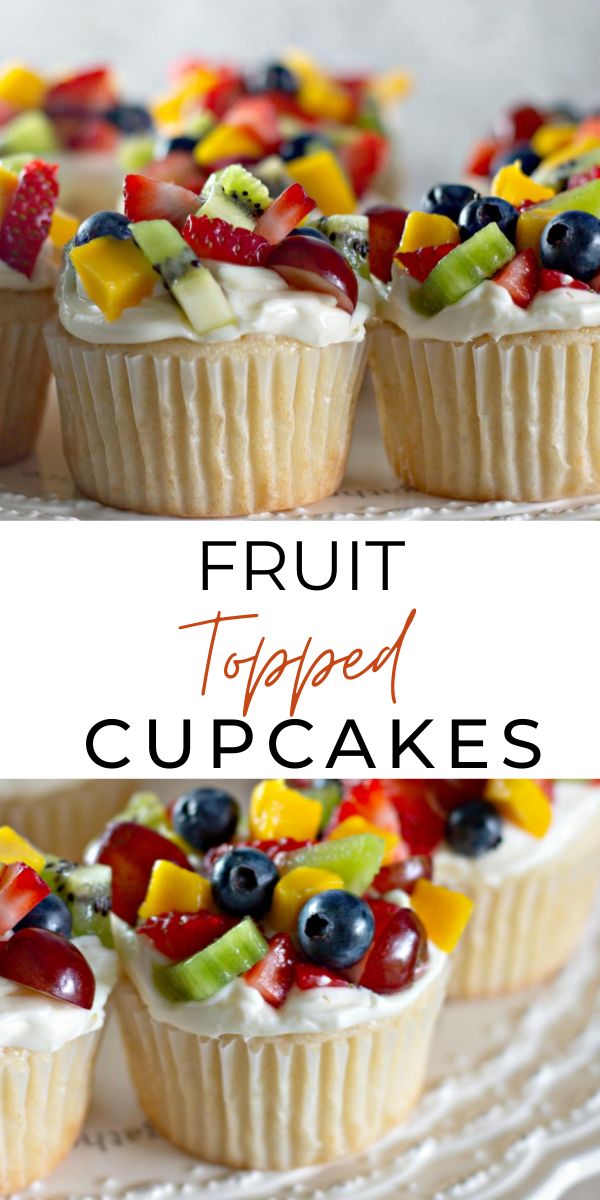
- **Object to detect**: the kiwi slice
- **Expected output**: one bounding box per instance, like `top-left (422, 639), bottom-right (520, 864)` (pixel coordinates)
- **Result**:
top-left (154, 916), bottom-right (268, 1002)
top-left (0, 110), bottom-right (58, 155)
top-left (42, 858), bottom-right (113, 948)
top-left (316, 215), bottom-right (370, 278)
top-left (282, 833), bottom-right (385, 895)
top-left (116, 790), bottom-right (167, 829)
top-left (130, 219), bottom-right (234, 334)
top-left (197, 165), bottom-right (271, 231)
top-left (411, 223), bottom-right (515, 316)
top-left (118, 135), bottom-right (156, 172)
top-left (533, 147), bottom-right (600, 189)
top-left (254, 154), bottom-right (294, 199)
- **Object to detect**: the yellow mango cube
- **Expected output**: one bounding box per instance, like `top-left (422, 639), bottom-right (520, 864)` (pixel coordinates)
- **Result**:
top-left (195, 124), bottom-right (263, 166)
top-left (50, 207), bottom-right (79, 250)
top-left (491, 162), bottom-right (555, 207)
top-left (411, 879), bottom-right (474, 952)
top-left (286, 149), bottom-right (356, 216)
top-left (270, 866), bottom-right (344, 931)
top-left (0, 166), bottom-right (17, 223)
top-left (0, 64), bottom-right (46, 110)
top-left (370, 70), bottom-right (412, 105)
top-left (328, 815), bottom-right (400, 866)
top-left (138, 859), bottom-right (213, 921)
top-left (69, 236), bottom-right (157, 322)
top-left (531, 123), bottom-right (576, 160)
top-left (0, 826), bottom-right (44, 874)
top-left (297, 76), bottom-right (353, 123)
top-left (484, 779), bottom-right (552, 837)
top-left (398, 211), bottom-right (460, 254)
top-left (249, 779), bottom-right (323, 841)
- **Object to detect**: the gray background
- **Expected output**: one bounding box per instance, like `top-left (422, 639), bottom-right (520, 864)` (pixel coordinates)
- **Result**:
top-left (4, 1), bottom-right (600, 1195)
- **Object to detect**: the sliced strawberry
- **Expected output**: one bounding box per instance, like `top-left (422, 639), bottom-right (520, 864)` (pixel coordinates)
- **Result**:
top-left (294, 962), bottom-right (350, 990)
top-left (395, 242), bottom-right (455, 283)
top-left (245, 933), bottom-right (297, 1007)
top-left (59, 116), bottom-right (119, 152)
top-left (493, 248), bottom-right (538, 308)
top-left (0, 863), bottom-right (50, 938)
top-left (339, 131), bottom-right (389, 199)
top-left (0, 160), bottom-right (58, 279)
top-left (124, 174), bottom-right (200, 231)
top-left (337, 781), bottom-right (402, 835)
top-left (539, 269), bottom-right (592, 293)
top-left (203, 76), bottom-right (245, 118)
top-left (204, 838), bottom-right (309, 873)
top-left (371, 855), bottom-right (433, 896)
top-left (139, 152), bottom-right (206, 192)
top-left (254, 183), bottom-right (315, 245)
top-left (383, 783), bottom-right (446, 855)
top-left (137, 911), bottom-right (236, 960)
top-left (367, 204), bottom-right (408, 282)
top-left (46, 67), bottom-right (117, 116)
top-left (223, 96), bottom-right (280, 151)
top-left (183, 213), bottom-right (271, 266)
top-left (465, 137), bottom-right (501, 178)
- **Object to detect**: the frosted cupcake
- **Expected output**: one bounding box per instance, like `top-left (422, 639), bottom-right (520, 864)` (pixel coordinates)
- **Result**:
top-left (0, 779), bottom-right (138, 862)
top-left (97, 780), bottom-right (471, 1168)
top-left (0, 826), bottom-right (116, 1191)
top-left (370, 170), bottom-right (600, 501)
top-left (46, 165), bottom-right (372, 516)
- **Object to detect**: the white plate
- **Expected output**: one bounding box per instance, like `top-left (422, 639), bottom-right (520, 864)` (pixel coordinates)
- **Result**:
top-left (19, 902), bottom-right (600, 1200)
top-left (2, 383), bottom-right (600, 521)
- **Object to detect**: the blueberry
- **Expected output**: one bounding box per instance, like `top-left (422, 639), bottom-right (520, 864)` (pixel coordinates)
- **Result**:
top-left (297, 890), bottom-right (375, 969)
top-left (445, 800), bottom-right (503, 857)
top-left (421, 183), bottom-right (479, 222)
top-left (490, 141), bottom-right (541, 177)
top-left (458, 196), bottom-right (519, 244)
top-left (288, 227), bottom-right (330, 241)
top-left (247, 63), bottom-right (298, 96)
top-left (164, 135), bottom-right (198, 154)
top-left (172, 787), bottom-right (240, 852)
top-left (212, 847), bottom-right (279, 919)
top-left (279, 133), bottom-right (329, 162)
top-left (73, 211), bottom-right (132, 247)
top-left (540, 210), bottom-right (600, 281)
top-left (14, 893), bottom-right (72, 938)
top-left (105, 104), bottom-right (153, 135)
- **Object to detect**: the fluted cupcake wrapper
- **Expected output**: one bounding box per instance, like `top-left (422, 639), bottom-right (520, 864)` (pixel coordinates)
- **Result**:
top-left (0, 780), bottom-right (137, 861)
top-left (0, 1029), bottom-right (101, 1193)
top-left (116, 964), bottom-right (448, 1171)
top-left (370, 321), bottom-right (600, 502)
top-left (0, 289), bottom-right (55, 466)
top-left (45, 324), bottom-right (368, 517)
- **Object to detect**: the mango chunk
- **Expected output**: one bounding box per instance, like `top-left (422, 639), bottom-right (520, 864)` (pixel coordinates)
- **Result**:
top-left (484, 779), bottom-right (552, 837)
top-left (398, 211), bottom-right (460, 254)
top-left (411, 879), bottom-right (474, 952)
top-left (195, 124), bottom-right (263, 166)
top-left (69, 235), bottom-right (157, 321)
top-left (0, 64), bottom-right (46, 110)
top-left (138, 859), bottom-right (213, 921)
top-left (249, 779), bottom-right (322, 841)
top-left (491, 162), bottom-right (555, 207)
top-left (329, 814), bottom-right (400, 866)
top-left (516, 179), bottom-right (600, 253)
top-left (286, 149), bottom-right (356, 215)
top-left (297, 76), bottom-right (353, 123)
top-left (270, 866), bottom-right (344, 931)
top-left (0, 166), bottom-right (17, 223)
top-left (531, 123), bottom-right (577, 160)
top-left (0, 826), bottom-right (44, 874)
top-left (50, 207), bottom-right (79, 250)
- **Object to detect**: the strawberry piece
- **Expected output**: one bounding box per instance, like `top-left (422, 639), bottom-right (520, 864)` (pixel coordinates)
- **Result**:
top-left (371, 855), bottom-right (433, 896)
top-left (141, 152), bottom-right (207, 192)
top-left (58, 116), bottom-right (119, 152)
top-left (465, 137), bottom-right (501, 179)
top-left (97, 821), bottom-right (191, 926)
top-left (339, 131), bottom-right (389, 199)
top-left (294, 962), bottom-right (350, 990)
top-left (395, 242), bottom-right (456, 283)
top-left (254, 183), bottom-right (315, 245)
top-left (328, 781), bottom-right (401, 836)
top-left (245, 932), bottom-right (297, 1007)
top-left (203, 76), bottom-right (245, 118)
top-left (183, 213), bottom-right (272, 266)
top-left (495, 105), bottom-right (545, 143)
top-left (359, 907), bottom-right (428, 994)
top-left (223, 96), bottom-right (280, 151)
top-left (539, 269), bottom-right (592, 293)
top-left (45, 67), bottom-right (117, 116)
top-left (137, 911), bottom-right (236, 960)
top-left (124, 174), bottom-right (201, 231)
top-left (367, 204), bottom-right (408, 282)
top-left (383, 783), bottom-right (446, 854)
top-left (568, 165), bottom-right (600, 190)
top-left (493, 248), bottom-right (539, 308)
top-left (0, 862), bottom-right (50, 937)
top-left (204, 838), bottom-right (310, 873)
top-left (0, 160), bottom-right (58, 279)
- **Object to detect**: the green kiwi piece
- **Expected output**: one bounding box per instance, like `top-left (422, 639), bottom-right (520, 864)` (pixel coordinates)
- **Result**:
top-left (282, 833), bottom-right (385, 895)
top-left (254, 154), bottom-right (294, 198)
top-left (0, 110), bottom-right (58, 155)
top-left (42, 858), bottom-right (113, 948)
top-left (130, 219), bottom-right (234, 334)
top-left (411, 223), bottom-right (515, 316)
top-left (315, 215), bottom-right (370, 278)
top-left (533, 147), bottom-right (600, 189)
top-left (197, 164), bottom-right (271, 230)
top-left (117, 135), bottom-right (156, 171)
top-left (154, 917), bottom-right (268, 1002)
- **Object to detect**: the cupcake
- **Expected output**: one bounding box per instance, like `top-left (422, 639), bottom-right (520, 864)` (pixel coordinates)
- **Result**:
top-left (369, 170), bottom-right (600, 502)
top-left (0, 825), bottom-right (116, 1192)
top-left (463, 98), bottom-right (600, 187)
top-left (94, 779), bottom-right (471, 1169)
top-left (45, 165), bottom-right (372, 516)
top-left (0, 779), bottom-right (138, 862)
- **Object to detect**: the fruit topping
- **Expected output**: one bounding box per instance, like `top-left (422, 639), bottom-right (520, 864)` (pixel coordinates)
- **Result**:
top-left (445, 800), bottom-right (503, 857)
top-left (458, 196), bottom-right (519, 245)
top-left (0, 159), bottom-right (58, 277)
top-left (294, 962), bottom-right (350, 989)
top-left (183, 213), bottom-right (271, 266)
top-left (411, 223), bottom-right (515, 315)
top-left (494, 103), bottom-right (545, 144)
top-left (0, 826), bottom-right (45, 874)
top-left (315, 214), bottom-right (370, 278)
top-left (490, 162), bottom-right (554, 207)
top-left (124, 174), bottom-right (201, 232)
top-left (516, 181), bottom-right (600, 254)
top-left (245, 932), bottom-right (297, 1007)
top-left (540, 211), bottom-right (600, 280)
top-left (0, 861), bottom-right (50, 937)
top-left (211, 847), bottom-right (279, 919)
top-left (198, 164), bottom-right (271, 230)
top-left (338, 129), bottom-right (389, 199)
top-left (42, 859), bottom-right (112, 947)
top-left (289, 779), bottom-right (342, 832)
top-left (138, 859), bottom-right (213, 921)
top-left (268, 233), bottom-right (358, 313)
top-left (411, 879), bottom-right (474, 953)
top-left (97, 821), bottom-right (190, 926)
top-left (285, 148), bottom-right (356, 216)
top-left (45, 66), bottom-right (116, 116)
top-left (130, 218), bottom-right (234, 334)
top-left (249, 779), bottom-right (323, 842)
top-left (490, 142), bottom-right (541, 178)
top-left (297, 890), bottom-right (374, 969)
top-left (493, 248), bottom-right (539, 307)
top-left (73, 210), bottom-right (133, 246)
top-left (539, 269), bottom-right (591, 291)
top-left (395, 243), bottom-right (456, 282)
top-left (155, 915), bottom-right (267, 1002)
top-left (383, 783), bottom-right (446, 853)
top-left (137, 911), bottom-right (236, 959)
top-left (270, 865), bottom-right (344, 932)
top-left (328, 814), bottom-right (400, 865)
top-left (0, 927), bottom-right (96, 1009)
top-left (421, 183), bottom-right (479, 223)
top-left (466, 138), bottom-right (500, 179)
top-left (359, 907), bottom-right (428, 994)
top-left (366, 204), bottom-right (408, 282)
top-left (282, 832), bottom-right (385, 895)
top-left (0, 64), bottom-right (46, 110)
top-left (372, 855), bottom-right (433, 896)
top-left (246, 62), bottom-right (299, 96)
top-left (398, 211), bottom-right (460, 253)
top-left (254, 182), bottom-right (315, 244)
top-left (69, 235), bottom-right (157, 322)
top-left (171, 786), bottom-right (240, 851)
top-left (483, 779), bottom-right (552, 837)
top-left (14, 892), bottom-right (72, 937)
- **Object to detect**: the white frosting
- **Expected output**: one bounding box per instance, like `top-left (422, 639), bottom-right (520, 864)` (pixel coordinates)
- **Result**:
top-left (0, 238), bottom-right (56, 291)
top-left (114, 916), bottom-right (447, 1038)
top-left (59, 257), bottom-right (373, 348)
top-left (382, 268), bottom-right (600, 342)
top-left (434, 782), bottom-right (599, 887)
top-left (0, 935), bottom-right (116, 1052)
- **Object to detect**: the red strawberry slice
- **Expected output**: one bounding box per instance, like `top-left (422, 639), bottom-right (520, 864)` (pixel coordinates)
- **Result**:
top-left (245, 933), bottom-right (297, 1007)
top-left (493, 248), bottom-right (539, 308)
top-left (223, 96), bottom-right (280, 151)
top-left (539, 269), bottom-right (592, 293)
top-left (58, 116), bottom-right (119, 152)
top-left (203, 76), bottom-right (245, 118)
top-left (465, 137), bottom-right (501, 178)
top-left (334, 780), bottom-right (402, 835)
top-left (383, 782), bottom-right (446, 854)
top-left (294, 962), bottom-right (350, 990)
top-left (124, 174), bottom-right (201, 231)
top-left (395, 242), bottom-right (456, 283)
top-left (339, 131), bottom-right (389, 199)
top-left (141, 152), bottom-right (207, 193)
top-left (254, 183), bottom-right (315, 245)
top-left (45, 67), bottom-right (117, 116)
top-left (367, 205), bottom-right (408, 282)
top-left (204, 838), bottom-right (310, 873)
top-left (183, 214), bottom-right (272, 266)
top-left (0, 862), bottom-right (50, 938)
top-left (0, 160), bottom-right (58, 279)
top-left (137, 911), bottom-right (236, 960)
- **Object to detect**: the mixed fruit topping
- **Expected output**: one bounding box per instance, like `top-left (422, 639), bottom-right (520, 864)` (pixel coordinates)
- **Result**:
top-left (93, 782), bottom-right (474, 1007)
top-left (0, 826), bottom-right (98, 1010)
top-left (66, 165), bottom-right (362, 330)
top-left (0, 63), bottom-right (152, 157)
top-left (0, 157), bottom-right (78, 277)
top-left (124, 52), bottom-right (410, 212)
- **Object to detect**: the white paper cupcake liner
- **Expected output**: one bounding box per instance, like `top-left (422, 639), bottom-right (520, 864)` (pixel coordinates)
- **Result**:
top-left (116, 962), bottom-right (448, 1170)
top-left (0, 289), bottom-right (55, 466)
top-left (370, 321), bottom-right (600, 502)
top-left (0, 780), bottom-right (137, 861)
top-left (45, 324), bottom-right (368, 516)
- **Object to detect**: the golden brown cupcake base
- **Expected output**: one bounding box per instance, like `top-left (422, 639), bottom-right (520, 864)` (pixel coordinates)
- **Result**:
top-left (0, 288), bottom-right (55, 466)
